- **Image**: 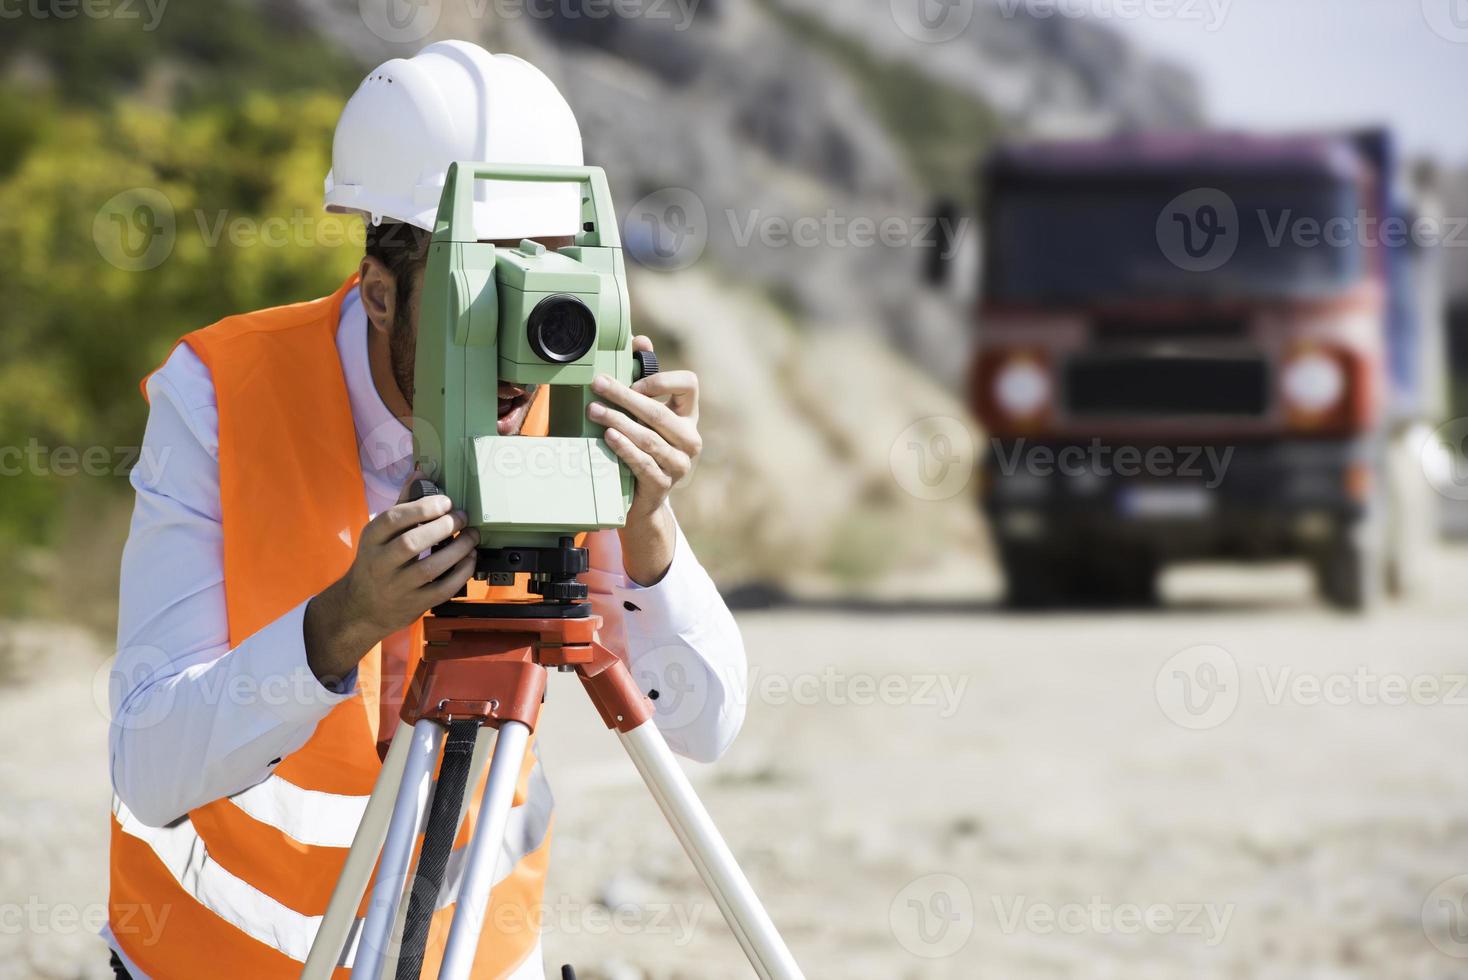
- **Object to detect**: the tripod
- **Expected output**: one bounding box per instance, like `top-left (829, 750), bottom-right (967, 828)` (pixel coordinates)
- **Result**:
top-left (302, 546), bottom-right (803, 980)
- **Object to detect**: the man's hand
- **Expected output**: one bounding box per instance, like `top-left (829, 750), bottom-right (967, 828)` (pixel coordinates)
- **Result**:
top-left (588, 335), bottom-right (701, 586)
top-left (304, 476), bottom-right (480, 685)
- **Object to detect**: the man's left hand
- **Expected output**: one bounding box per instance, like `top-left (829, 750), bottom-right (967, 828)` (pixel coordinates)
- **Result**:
top-left (587, 335), bottom-right (700, 586)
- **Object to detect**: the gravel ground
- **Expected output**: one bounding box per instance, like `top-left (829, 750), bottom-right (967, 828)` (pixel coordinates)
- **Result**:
top-left (4, 549), bottom-right (1468, 979)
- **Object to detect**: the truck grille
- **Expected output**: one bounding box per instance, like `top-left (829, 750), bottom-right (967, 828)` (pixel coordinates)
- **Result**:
top-left (1094, 315), bottom-right (1249, 343)
top-left (1064, 355), bottom-right (1269, 417)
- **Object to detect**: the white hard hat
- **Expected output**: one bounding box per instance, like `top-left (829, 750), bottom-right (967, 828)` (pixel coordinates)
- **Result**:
top-left (324, 40), bottom-right (584, 240)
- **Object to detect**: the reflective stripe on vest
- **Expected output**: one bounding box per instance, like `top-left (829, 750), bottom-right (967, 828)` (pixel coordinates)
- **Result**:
top-left (108, 276), bottom-right (554, 978)
top-left (109, 752), bottom-right (553, 968)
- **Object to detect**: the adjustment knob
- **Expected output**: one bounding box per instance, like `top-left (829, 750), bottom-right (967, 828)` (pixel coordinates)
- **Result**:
top-left (633, 349), bottom-right (660, 381)
top-left (406, 478), bottom-right (444, 502)
top-left (537, 580), bottom-right (589, 602)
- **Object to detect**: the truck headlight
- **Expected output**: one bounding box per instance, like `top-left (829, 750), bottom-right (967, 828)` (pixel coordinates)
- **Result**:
top-left (994, 357), bottom-right (1051, 418)
top-left (1281, 349), bottom-right (1346, 415)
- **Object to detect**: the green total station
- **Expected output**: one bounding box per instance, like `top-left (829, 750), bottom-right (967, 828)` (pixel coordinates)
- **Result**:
top-left (412, 162), bottom-right (657, 565)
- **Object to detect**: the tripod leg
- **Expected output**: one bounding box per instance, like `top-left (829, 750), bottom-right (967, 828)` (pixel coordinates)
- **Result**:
top-left (377, 720), bottom-right (495, 979)
top-left (437, 719), bottom-right (533, 980)
top-left (619, 720), bottom-right (804, 980)
top-left (354, 719), bottom-right (445, 980)
top-left (395, 719), bottom-right (481, 979)
top-left (304, 720), bottom-right (417, 979)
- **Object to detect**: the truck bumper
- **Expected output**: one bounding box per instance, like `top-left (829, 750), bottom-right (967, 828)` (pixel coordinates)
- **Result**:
top-left (983, 439), bottom-right (1378, 561)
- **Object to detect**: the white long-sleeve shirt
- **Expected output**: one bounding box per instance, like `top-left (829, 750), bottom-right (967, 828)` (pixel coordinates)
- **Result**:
top-left (106, 286), bottom-right (746, 976)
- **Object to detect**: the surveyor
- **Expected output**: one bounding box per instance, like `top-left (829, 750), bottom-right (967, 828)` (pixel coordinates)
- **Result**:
top-left (104, 40), bottom-right (745, 979)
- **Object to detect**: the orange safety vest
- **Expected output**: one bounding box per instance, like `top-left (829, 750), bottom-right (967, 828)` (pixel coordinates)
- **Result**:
top-left (108, 276), bottom-right (553, 978)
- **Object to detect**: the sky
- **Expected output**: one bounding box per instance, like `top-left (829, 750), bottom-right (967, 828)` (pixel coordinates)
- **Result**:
top-left (1098, 0), bottom-right (1468, 164)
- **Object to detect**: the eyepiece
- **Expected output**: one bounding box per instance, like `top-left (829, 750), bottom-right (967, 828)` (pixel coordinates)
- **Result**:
top-left (527, 294), bottom-right (596, 363)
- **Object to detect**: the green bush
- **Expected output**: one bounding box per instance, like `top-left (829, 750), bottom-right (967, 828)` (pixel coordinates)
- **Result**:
top-left (0, 7), bottom-right (364, 614)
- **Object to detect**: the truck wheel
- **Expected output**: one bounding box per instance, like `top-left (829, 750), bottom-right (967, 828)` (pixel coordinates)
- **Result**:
top-left (1074, 551), bottom-right (1159, 607)
top-left (1000, 544), bottom-right (1069, 609)
top-left (1316, 535), bottom-right (1384, 612)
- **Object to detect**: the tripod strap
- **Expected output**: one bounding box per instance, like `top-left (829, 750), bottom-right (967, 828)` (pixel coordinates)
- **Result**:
top-left (395, 719), bottom-right (480, 980)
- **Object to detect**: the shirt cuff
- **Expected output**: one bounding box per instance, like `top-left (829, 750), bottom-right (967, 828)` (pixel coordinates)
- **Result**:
top-left (613, 519), bottom-right (714, 639)
top-left (250, 599), bottom-right (359, 727)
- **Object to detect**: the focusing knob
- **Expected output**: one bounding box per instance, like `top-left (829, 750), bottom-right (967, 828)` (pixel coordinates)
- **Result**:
top-left (406, 478), bottom-right (444, 502)
top-left (633, 349), bottom-right (660, 381)
top-left (537, 580), bottom-right (589, 602)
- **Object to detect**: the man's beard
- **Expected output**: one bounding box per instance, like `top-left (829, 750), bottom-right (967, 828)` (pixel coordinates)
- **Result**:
top-left (388, 316), bottom-right (540, 434)
top-left (389, 313), bottom-right (416, 407)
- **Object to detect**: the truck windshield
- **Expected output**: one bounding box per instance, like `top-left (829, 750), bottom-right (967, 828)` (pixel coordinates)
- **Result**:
top-left (986, 177), bottom-right (1366, 305)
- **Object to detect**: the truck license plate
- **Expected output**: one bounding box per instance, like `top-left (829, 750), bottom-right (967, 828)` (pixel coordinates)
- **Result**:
top-left (1120, 485), bottom-right (1213, 520)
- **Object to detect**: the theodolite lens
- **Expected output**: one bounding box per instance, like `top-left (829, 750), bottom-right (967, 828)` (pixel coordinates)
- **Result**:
top-left (527, 294), bottom-right (596, 363)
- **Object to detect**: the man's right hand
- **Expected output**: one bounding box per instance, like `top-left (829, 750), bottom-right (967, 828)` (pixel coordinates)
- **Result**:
top-left (304, 478), bottom-right (480, 686)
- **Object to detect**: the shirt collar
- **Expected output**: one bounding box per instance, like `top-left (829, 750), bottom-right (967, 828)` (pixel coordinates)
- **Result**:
top-left (338, 286), bottom-right (414, 478)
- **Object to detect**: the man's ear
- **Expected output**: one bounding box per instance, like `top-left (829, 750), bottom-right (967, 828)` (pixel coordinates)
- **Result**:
top-left (358, 255), bottom-right (396, 336)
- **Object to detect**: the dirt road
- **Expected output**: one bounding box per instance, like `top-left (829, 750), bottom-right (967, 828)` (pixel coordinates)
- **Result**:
top-left (4, 550), bottom-right (1467, 979)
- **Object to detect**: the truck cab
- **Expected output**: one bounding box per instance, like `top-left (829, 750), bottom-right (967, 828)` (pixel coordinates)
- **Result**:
top-left (970, 132), bottom-right (1436, 609)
